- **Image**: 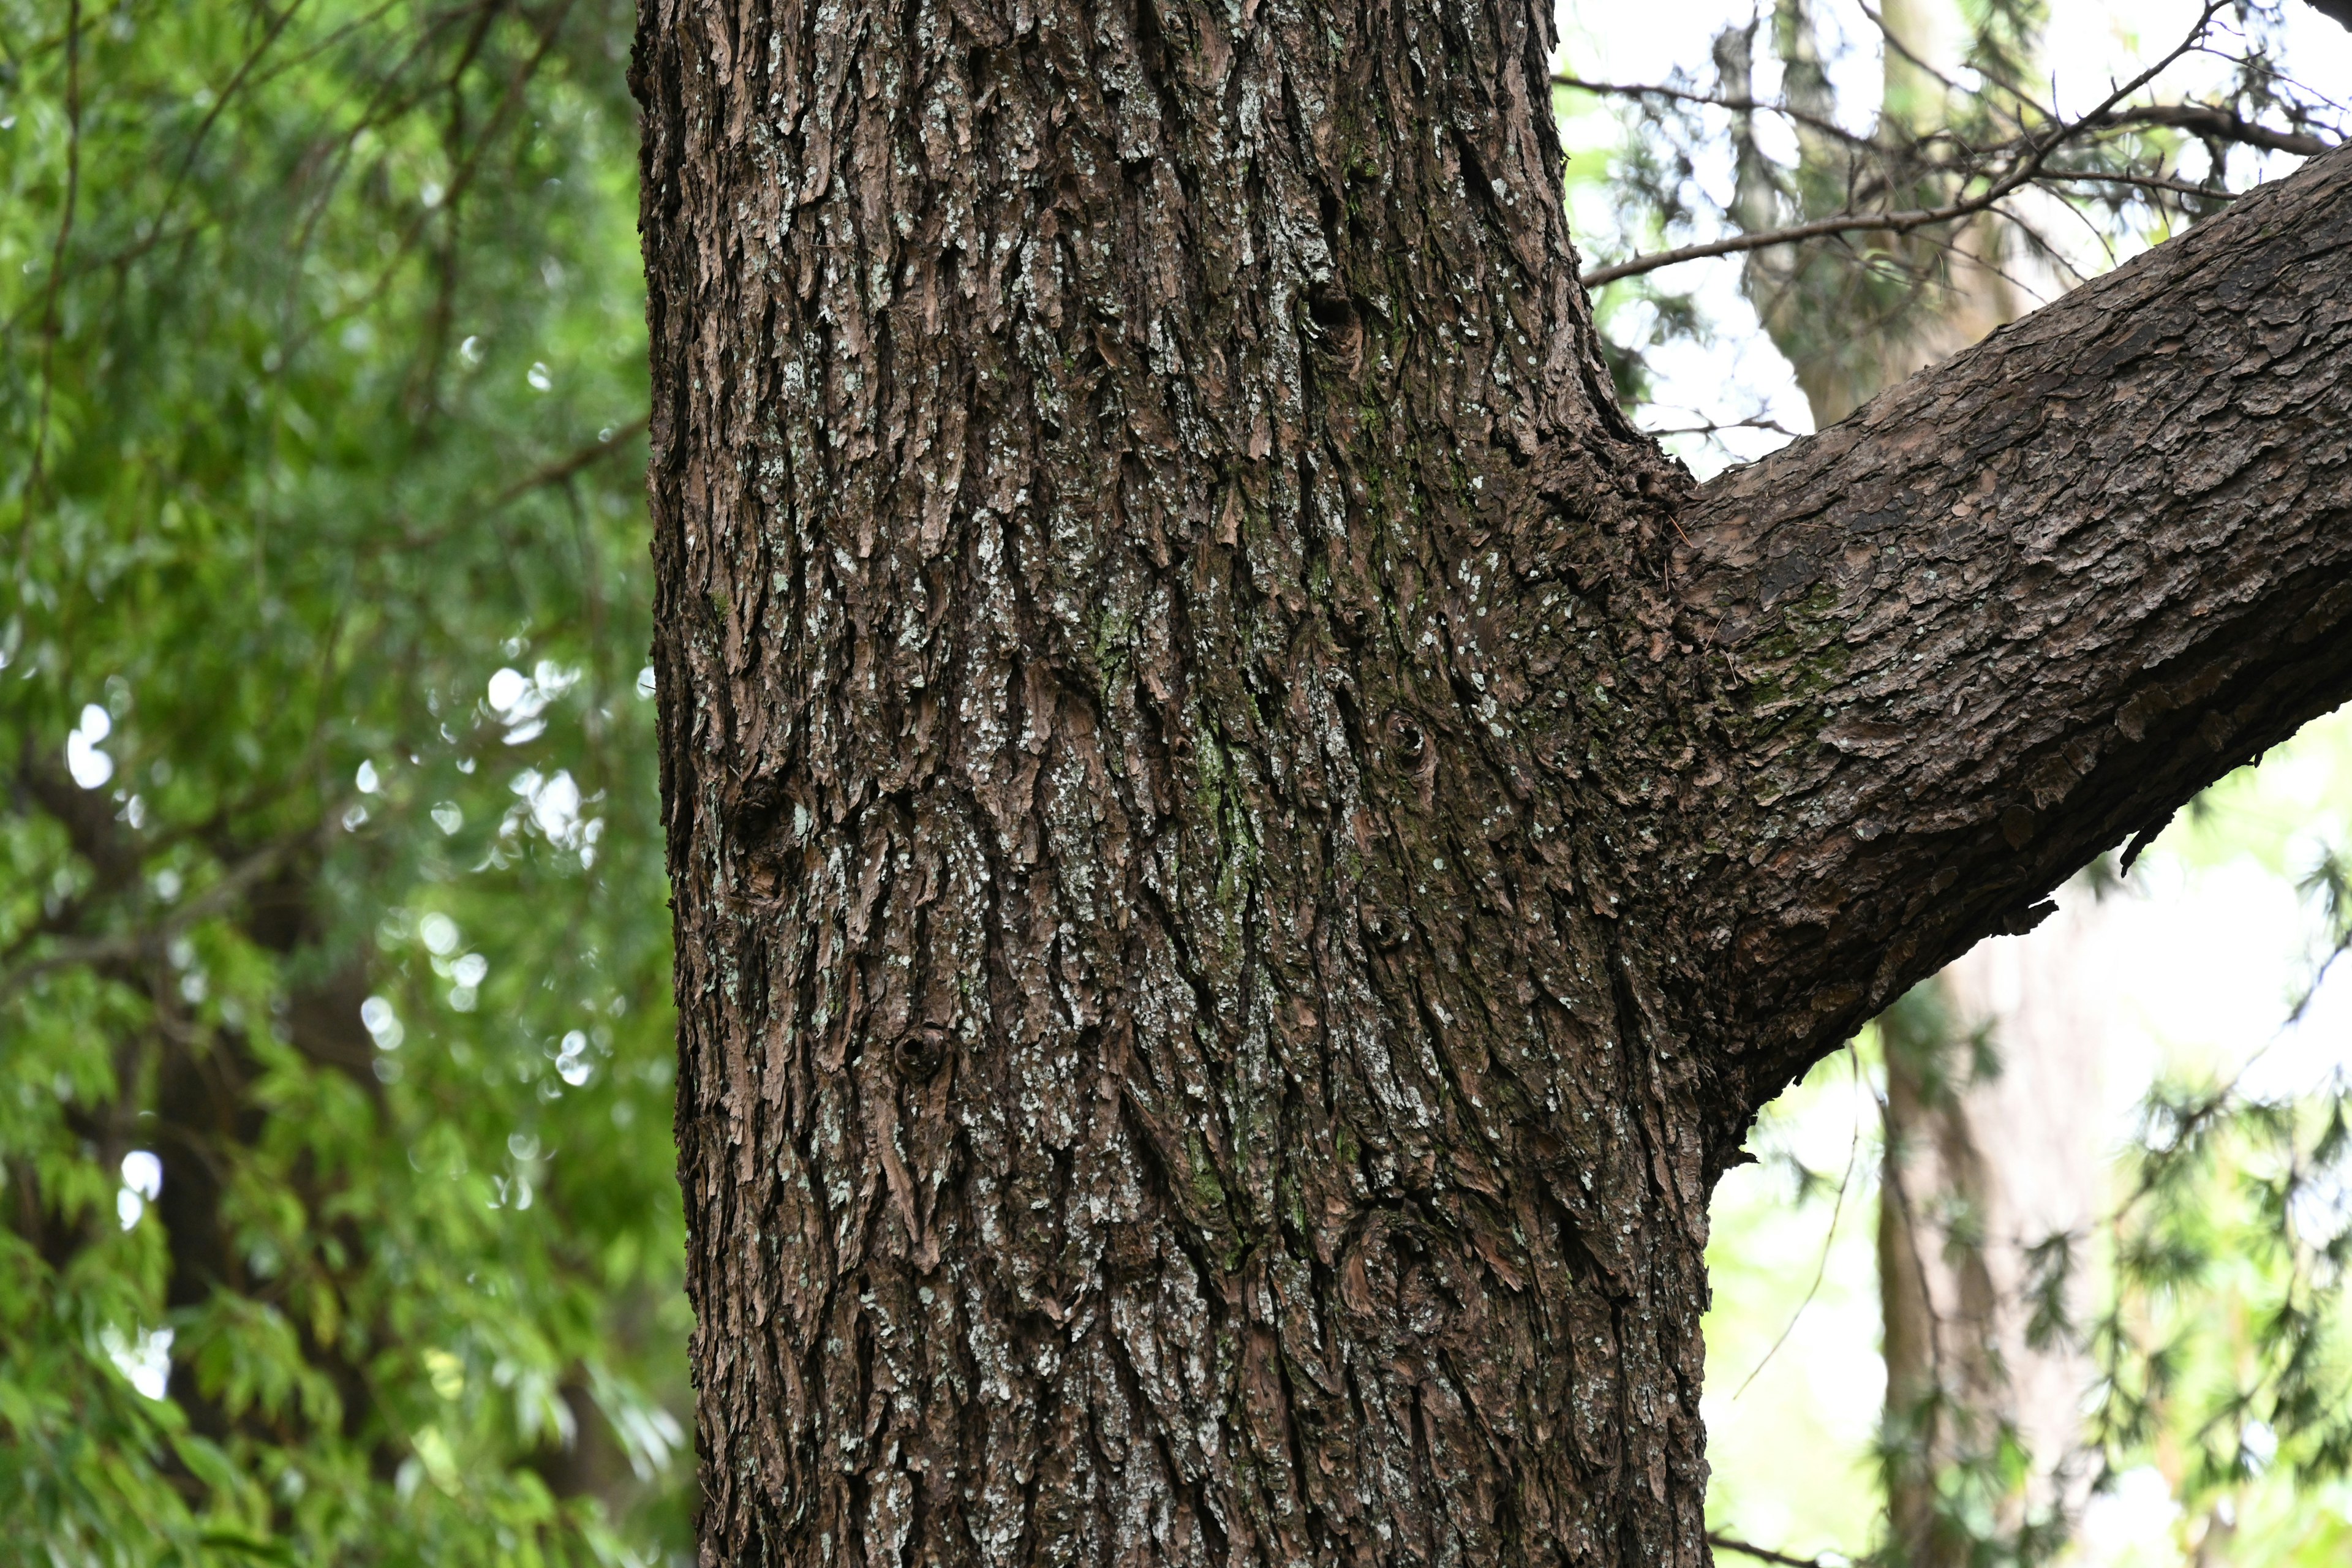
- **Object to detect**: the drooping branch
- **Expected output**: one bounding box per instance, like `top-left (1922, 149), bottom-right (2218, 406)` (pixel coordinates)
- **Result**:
top-left (1669, 143), bottom-right (2352, 1119)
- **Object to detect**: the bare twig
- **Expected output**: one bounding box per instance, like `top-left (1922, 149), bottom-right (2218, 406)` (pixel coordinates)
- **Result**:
top-left (1581, 200), bottom-right (1996, 287)
top-left (1730, 1044), bottom-right (1868, 1400)
top-left (488, 415), bottom-right (650, 510)
top-left (1707, 1533), bottom-right (1849, 1568)
top-left (1640, 415), bottom-right (1803, 441)
top-left (1552, 74), bottom-right (1880, 153)
top-left (2036, 170), bottom-right (2239, 202)
top-left (1577, 3), bottom-right (2267, 288)
top-left (2082, 102), bottom-right (2332, 158)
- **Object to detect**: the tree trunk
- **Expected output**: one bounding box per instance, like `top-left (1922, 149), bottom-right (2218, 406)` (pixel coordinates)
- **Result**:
top-left (1878, 886), bottom-right (2109, 1564)
top-left (631, 0), bottom-right (2352, 1550)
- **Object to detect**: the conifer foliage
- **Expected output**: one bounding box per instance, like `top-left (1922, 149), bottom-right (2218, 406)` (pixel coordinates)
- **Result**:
top-left (0, 1), bottom-right (688, 1560)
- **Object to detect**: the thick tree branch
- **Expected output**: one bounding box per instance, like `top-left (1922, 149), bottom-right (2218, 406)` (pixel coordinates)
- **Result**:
top-left (1672, 145), bottom-right (2352, 1118)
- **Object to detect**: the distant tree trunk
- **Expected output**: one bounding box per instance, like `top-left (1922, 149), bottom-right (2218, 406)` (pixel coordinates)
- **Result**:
top-left (1722, 7), bottom-right (2105, 1551)
top-left (631, 0), bottom-right (2352, 1552)
top-left (1725, 0), bottom-right (2022, 428)
top-left (1878, 891), bottom-right (2109, 1564)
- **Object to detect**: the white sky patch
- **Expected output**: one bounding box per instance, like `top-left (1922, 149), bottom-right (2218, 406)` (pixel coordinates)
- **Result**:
top-left (103, 1325), bottom-right (174, 1400)
top-left (115, 1149), bottom-right (164, 1231)
top-left (486, 661), bottom-right (581, 745)
top-left (507, 766), bottom-right (604, 864)
top-left (513, 767), bottom-right (580, 843)
top-left (66, 703), bottom-right (115, 789)
top-left (556, 1028), bottom-right (593, 1087)
top-left (361, 995), bottom-right (405, 1051)
top-left (2075, 1465), bottom-right (2182, 1561)
top-left (420, 913), bottom-right (461, 956)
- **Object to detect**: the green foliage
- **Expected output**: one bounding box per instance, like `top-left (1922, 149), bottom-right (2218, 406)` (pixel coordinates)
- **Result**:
top-left (1708, 799), bottom-right (2352, 1567)
top-left (0, 1), bottom-right (684, 1562)
top-left (2085, 1069), bottom-right (2352, 1527)
top-left (2084, 720), bottom-right (2352, 1552)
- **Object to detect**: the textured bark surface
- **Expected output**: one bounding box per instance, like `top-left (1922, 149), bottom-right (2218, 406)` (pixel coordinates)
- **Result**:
top-left (1673, 149), bottom-right (2352, 1114)
top-left (631, 0), bottom-right (2352, 1547)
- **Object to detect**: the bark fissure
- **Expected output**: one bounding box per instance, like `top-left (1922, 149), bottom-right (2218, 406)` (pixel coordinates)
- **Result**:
top-left (633, 0), bottom-right (2352, 1556)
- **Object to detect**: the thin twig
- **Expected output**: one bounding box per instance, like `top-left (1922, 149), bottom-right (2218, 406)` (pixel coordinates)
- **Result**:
top-left (1551, 74), bottom-right (1880, 153)
top-left (1641, 415), bottom-right (1802, 441)
top-left (488, 415), bottom-right (650, 509)
top-left (1579, 2), bottom-right (2238, 287)
top-left (2035, 170), bottom-right (2238, 202)
top-left (1732, 1046), bottom-right (1868, 1400)
top-left (1707, 1532), bottom-right (1849, 1568)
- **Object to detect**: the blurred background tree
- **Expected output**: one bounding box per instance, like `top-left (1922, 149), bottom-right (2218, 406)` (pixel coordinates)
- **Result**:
top-left (1, 0), bottom-right (687, 1561)
top-left (7, 0), bottom-right (2352, 1564)
top-left (1560, 2), bottom-right (2352, 1565)
top-left (1601, 5), bottom-right (2116, 1562)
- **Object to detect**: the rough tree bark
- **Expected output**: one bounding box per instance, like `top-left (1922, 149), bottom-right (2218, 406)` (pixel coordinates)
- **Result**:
top-left (630, 0), bottom-right (2352, 1555)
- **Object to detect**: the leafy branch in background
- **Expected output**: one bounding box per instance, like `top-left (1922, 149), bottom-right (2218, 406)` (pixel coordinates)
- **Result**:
top-left (0, 0), bottom-right (685, 1562)
top-left (2079, 853), bottom-right (2352, 1558)
top-left (1717, 853), bottom-right (2352, 1568)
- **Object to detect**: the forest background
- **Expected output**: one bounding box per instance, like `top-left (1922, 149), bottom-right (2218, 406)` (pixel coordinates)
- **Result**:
top-left (3, 0), bottom-right (2351, 1564)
